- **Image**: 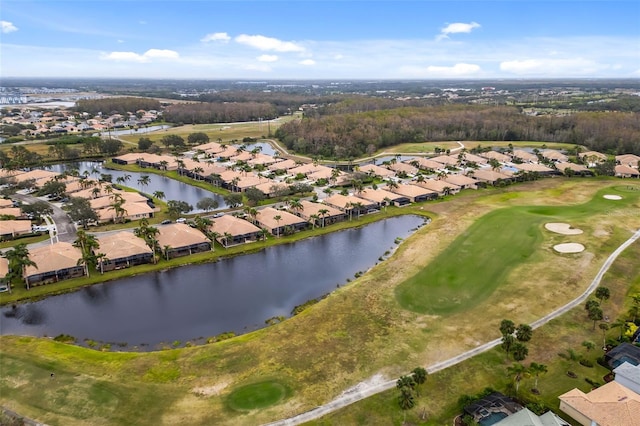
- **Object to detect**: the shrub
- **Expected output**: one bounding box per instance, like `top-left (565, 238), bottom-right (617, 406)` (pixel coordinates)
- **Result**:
top-left (579, 358), bottom-right (594, 368)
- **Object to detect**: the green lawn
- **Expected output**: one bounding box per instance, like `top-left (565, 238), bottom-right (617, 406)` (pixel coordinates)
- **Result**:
top-left (226, 380), bottom-right (292, 411)
top-left (395, 185), bottom-right (640, 315)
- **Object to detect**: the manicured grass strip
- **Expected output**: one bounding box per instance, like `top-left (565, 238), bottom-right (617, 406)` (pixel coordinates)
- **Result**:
top-left (226, 380), bottom-right (291, 411)
top-left (395, 185), bottom-right (640, 315)
top-left (395, 208), bottom-right (544, 315)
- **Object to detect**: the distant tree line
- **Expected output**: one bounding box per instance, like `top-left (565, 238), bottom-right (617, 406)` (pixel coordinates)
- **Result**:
top-left (75, 97), bottom-right (161, 115)
top-left (163, 102), bottom-right (279, 124)
top-left (275, 105), bottom-right (640, 159)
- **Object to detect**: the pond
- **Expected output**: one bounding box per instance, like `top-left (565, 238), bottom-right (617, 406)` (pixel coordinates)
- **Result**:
top-left (1, 215), bottom-right (426, 350)
top-left (42, 161), bottom-right (227, 213)
top-left (92, 125), bottom-right (171, 137)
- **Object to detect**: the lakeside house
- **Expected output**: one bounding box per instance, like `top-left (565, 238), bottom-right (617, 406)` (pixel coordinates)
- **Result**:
top-left (209, 214), bottom-right (262, 247)
top-left (359, 164), bottom-right (395, 179)
top-left (444, 174), bottom-right (478, 190)
top-left (95, 231), bottom-right (154, 272)
top-left (471, 168), bottom-right (513, 185)
top-left (359, 188), bottom-right (410, 207)
top-left (255, 207), bottom-right (308, 236)
top-left (323, 193), bottom-right (377, 217)
top-left (615, 165), bottom-right (640, 178)
top-left (296, 200), bottom-right (345, 227)
top-left (386, 183), bottom-right (437, 203)
top-left (414, 178), bottom-right (460, 196)
top-left (24, 242), bottom-right (86, 287)
top-left (156, 223), bottom-right (211, 258)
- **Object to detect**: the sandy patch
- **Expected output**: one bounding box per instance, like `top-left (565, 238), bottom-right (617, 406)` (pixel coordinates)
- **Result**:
top-left (553, 243), bottom-right (585, 253)
top-left (545, 223), bottom-right (583, 235)
top-left (603, 194), bottom-right (622, 200)
top-left (192, 380), bottom-right (230, 397)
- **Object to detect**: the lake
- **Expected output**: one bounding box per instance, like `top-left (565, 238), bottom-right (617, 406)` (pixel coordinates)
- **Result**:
top-left (1, 215), bottom-right (426, 350)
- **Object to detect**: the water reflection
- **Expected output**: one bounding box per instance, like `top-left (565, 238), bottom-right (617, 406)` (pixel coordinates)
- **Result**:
top-left (45, 161), bottom-right (227, 213)
top-left (0, 216), bottom-right (426, 349)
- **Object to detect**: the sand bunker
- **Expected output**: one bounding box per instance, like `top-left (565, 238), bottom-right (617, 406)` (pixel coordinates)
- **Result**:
top-left (603, 194), bottom-right (622, 200)
top-left (545, 223), bottom-right (583, 235)
top-left (553, 243), bottom-right (585, 253)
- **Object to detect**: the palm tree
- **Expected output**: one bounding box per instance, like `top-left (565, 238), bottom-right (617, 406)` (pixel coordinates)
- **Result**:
top-left (309, 214), bottom-right (319, 229)
top-left (516, 324), bottom-right (533, 342)
top-left (73, 230), bottom-right (99, 275)
top-left (137, 175), bottom-right (150, 193)
top-left (3, 243), bottom-right (37, 291)
top-left (273, 215), bottom-right (282, 238)
top-left (95, 252), bottom-right (109, 274)
top-left (163, 245), bottom-right (172, 260)
top-left (595, 286), bottom-right (610, 304)
top-left (223, 232), bottom-right (233, 248)
top-left (528, 362), bottom-right (547, 391)
top-left (288, 198), bottom-right (303, 215)
top-left (318, 208), bottom-right (329, 228)
top-left (193, 167), bottom-right (204, 180)
top-left (610, 319), bottom-right (631, 340)
top-left (352, 201), bottom-right (364, 220)
top-left (507, 363), bottom-right (529, 394)
top-left (259, 227), bottom-right (269, 241)
top-left (599, 323), bottom-right (609, 347)
top-left (383, 197), bottom-right (392, 212)
top-left (149, 191), bottom-right (164, 202)
top-left (207, 230), bottom-right (220, 251)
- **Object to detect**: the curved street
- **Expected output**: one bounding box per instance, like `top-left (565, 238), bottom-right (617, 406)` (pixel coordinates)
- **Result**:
top-left (265, 227), bottom-right (640, 426)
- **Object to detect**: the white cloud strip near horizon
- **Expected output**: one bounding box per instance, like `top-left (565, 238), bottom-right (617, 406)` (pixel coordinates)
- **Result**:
top-left (101, 49), bottom-right (180, 63)
top-left (234, 34), bottom-right (305, 52)
top-left (1, 21), bottom-right (18, 33)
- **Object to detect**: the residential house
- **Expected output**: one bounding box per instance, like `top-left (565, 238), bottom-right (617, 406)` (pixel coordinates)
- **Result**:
top-left (387, 162), bottom-right (418, 177)
top-left (559, 381), bottom-right (640, 426)
top-left (359, 164), bottom-right (395, 179)
top-left (541, 149), bottom-right (569, 162)
top-left (297, 200), bottom-right (345, 227)
top-left (0, 207), bottom-right (24, 219)
top-left (414, 178), bottom-right (460, 196)
top-left (253, 181), bottom-right (290, 198)
top-left (615, 154), bottom-right (640, 168)
top-left (323, 194), bottom-right (377, 218)
top-left (387, 183), bottom-right (437, 203)
top-left (605, 343), bottom-right (640, 369)
top-left (444, 174), bottom-right (478, 190)
top-left (615, 165), bottom-right (640, 178)
top-left (614, 362), bottom-right (640, 394)
top-left (471, 169), bottom-right (513, 186)
top-left (358, 188), bottom-right (410, 207)
top-left (479, 151), bottom-right (511, 163)
top-left (513, 162), bottom-right (556, 175)
top-left (555, 162), bottom-right (592, 176)
top-left (268, 159), bottom-right (298, 172)
top-left (431, 155), bottom-right (459, 167)
top-left (0, 220), bottom-right (33, 239)
top-left (255, 207), bottom-right (308, 236)
top-left (96, 231), bottom-right (154, 271)
top-left (494, 408), bottom-right (569, 426)
top-left (209, 214), bottom-right (262, 247)
top-left (511, 149), bottom-right (539, 163)
top-left (156, 223), bottom-right (211, 258)
top-left (24, 242), bottom-right (85, 287)
top-left (579, 151), bottom-right (608, 167)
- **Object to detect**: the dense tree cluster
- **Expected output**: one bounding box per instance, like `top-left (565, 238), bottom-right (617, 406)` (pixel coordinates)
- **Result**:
top-left (75, 97), bottom-right (161, 115)
top-left (275, 105), bottom-right (640, 158)
top-left (163, 102), bottom-right (278, 124)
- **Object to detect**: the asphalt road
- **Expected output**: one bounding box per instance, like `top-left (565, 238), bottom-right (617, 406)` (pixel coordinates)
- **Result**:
top-left (264, 227), bottom-right (640, 426)
top-left (11, 193), bottom-right (77, 243)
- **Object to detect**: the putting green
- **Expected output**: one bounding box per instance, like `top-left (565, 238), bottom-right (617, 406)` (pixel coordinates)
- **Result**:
top-left (226, 380), bottom-right (291, 411)
top-left (395, 185), bottom-right (640, 315)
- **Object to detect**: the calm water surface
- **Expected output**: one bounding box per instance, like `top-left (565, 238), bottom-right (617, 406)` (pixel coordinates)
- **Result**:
top-left (1, 216), bottom-right (426, 349)
top-left (44, 161), bottom-right (227, 213)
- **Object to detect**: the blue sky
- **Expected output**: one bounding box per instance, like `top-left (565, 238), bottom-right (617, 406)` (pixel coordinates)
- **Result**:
top-left (1, 0), bottom-right (639, 79)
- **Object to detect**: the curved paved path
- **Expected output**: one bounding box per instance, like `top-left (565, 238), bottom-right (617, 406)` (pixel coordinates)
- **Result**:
top-left (265, 227), bottom-right (640, 426)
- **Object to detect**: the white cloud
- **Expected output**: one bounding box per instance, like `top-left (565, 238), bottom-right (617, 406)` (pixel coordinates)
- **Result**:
top-left (257, 54), bottom-right (278, 62)
top-left (1, 21), bottom-right (18, 33)
top-left (235, 34), bottom-right (305, 52)
top-left (437, 21), bottom-right (480, 40)
top-left (300, 59), bottom-right (316, 66)
top-left (499, 58), bottom-right (603, 75)
top-left (101, 49), bottom-right (179, 63)
top-left (201, 32), bottom-right (231, 43)
top-left (425, 63), bottom-right (481, 76)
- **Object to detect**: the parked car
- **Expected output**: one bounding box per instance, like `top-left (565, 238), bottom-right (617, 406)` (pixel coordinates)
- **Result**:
top-left (213, 212), bottom-right (225, 218)
top-left (161, 219), bottom-right (172, 225)
top-left (176, 218), bottom-right (186, 223)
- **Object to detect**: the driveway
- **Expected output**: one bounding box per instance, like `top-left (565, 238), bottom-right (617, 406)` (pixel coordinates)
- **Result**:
top-left (11, 193), bottom-right (77, 243)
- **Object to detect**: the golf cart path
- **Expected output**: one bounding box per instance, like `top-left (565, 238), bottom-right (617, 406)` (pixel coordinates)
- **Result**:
top-left (265, 227), bottom-right (640, 426)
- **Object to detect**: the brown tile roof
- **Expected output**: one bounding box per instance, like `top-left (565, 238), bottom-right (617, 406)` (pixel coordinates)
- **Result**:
top-left (96, 231), bottom-right (152, 259)
top-left (444, 174), bottom-right (478, 187)
top-left (559, 381), bottom-right (640, 426)
top-left (193, 141), bottom-right (224, 153)
top-left (615, 165), bottom-right (640, 177)
top-left (431, 155), bottom-right (459, 166)
top-left (268, 159), bottom-right (298, 171)
top-left (541, 150), bottom-right (569, 161)
top-left (0, 257), bottom-right (8, 277)
top-left (471, 169), bottom-right (512, 182)
top-left (579, 151), bottom-right (608, 161)
top-left (0, 169), bottom-right (25, 179)
top-left (512, 149), bottom-right (538, 162)
top-left (408, 157), bottom-right (446, 170)
top-left (253, 181), bottom-right (289, 196)
top-left (415, 179), bottom-right (460, 193)
top-left (0, 199), bottom-right (13, 208)
top-left (210, 214), bottom-right (261, 237)
top-left (288, 163), bottom-right (332, 176)
top-left (90, 191), bottom-right (149, 210)
top-left (0, 207), bottom-right (23, 217)
top-left (0, 220), bottom-right (32, 235)
top-left (323, 194), bottom-right (376, 210)
top-left (359, 164), bottom-right (395, 177)
top-left (359, 188), bottom-right (406, 203)
top-left (25, 242), bottom-right (82, 277)
top-left (156, 223), bottom-right (210, 249)
top-left (247, 153), bottom-right (279, 166)
top-left (514, 163), bottom-right (554, 173)
top-left (96, 201), bottom-right (155, 222)
top-left (388, 162), bottom-right (418, 175)
top-left (12, 169), bottom-right (58, 185)
top-left (112, 153), bottom-right (145, 164)
top-left (388, 183), bottom-right (436, 198)
top-left (616, 154), bottom-right (640, 168)
top-left (236, 175), bottom-right (271, 190)
top-left (256, 207), bottom-right (307, 229)
top-left (556, 162), bottom-right (589, 173)
top-left (298, 200), bottom-right (343, 219)
top-left (461, 153), bottom-right (489, 164)
top-left (479, 151), bottom-right (511, 162)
